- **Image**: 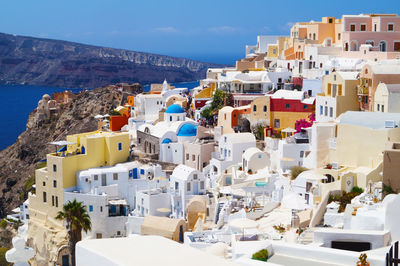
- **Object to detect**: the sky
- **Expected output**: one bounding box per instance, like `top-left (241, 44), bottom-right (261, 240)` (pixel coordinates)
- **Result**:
top-left (0, 0), bottom-right (397, 64)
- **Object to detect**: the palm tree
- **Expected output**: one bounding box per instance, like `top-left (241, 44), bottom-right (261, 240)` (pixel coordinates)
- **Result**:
top-left (56, 199), bottom-right (91, 266)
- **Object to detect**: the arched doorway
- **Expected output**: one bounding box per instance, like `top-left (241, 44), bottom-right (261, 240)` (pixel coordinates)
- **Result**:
top-left (379, 41), bottom-right (387, 52)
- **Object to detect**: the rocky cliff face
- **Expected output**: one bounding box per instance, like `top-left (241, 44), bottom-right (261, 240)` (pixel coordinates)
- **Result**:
top-left (0, 87), bottom-right (126, 217)
top-left (0, 32), bottom-right (225, 88)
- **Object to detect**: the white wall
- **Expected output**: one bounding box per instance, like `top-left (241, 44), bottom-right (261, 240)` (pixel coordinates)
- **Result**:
top-left (316, 96), bottom-right (337, 122)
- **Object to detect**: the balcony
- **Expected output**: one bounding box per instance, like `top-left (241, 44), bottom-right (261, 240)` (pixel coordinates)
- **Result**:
top-left (357, 85), bottom-right (369, 96)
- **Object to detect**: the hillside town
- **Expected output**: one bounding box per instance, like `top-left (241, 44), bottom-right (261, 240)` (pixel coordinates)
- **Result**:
top-left (5, 13), bottom-right (400, 266)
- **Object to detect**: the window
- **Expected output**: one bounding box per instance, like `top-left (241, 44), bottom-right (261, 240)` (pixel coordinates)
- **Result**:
top-left (169, 116), bottom-right (172, 121)
top-left (300, 151), bottom-right (304, 158)
top-left (388, 23), bottom-right (394, 32)
top-left (253, 105), bottom-right (257, 112)
top-left (304, 105), bottom-right (308, 109)
top-left (329, 107), bottom-right (333, 117)
top-left (140, 169), bottom-right (145, 175)
top-left (338, 85), bottom-right (342, 96)
top-left (117, 231), bottom-right (121, 236)
top-left (53, 180), bottom-right (57, 188)
top-left (320, 105), bottom-right (323, 115)
top-left (118, 142), bottom-right (122, 151)
top-left (89, 205), bottom-right (93, 212)
top-left (113, 173), bottom-right (118, 180)
top-left (53, 164), bottom-right (57, 172)
top-left (187, 182), bottom-right (191, 192)
top-left (374, 24), bottom-right (377, 31)
top-left (325, 106), bottom-right (328, 116)
top-left (258, 154), bottom-right (262, 159)
top-left (274, 119), bottom-right (280, 128)
top-left (96, 233), bottom-right (102, 239)
top-left (224, 114), bottom-right (227, 120)
top-left (55, 196), bottom-right (58, 207)
top-left (193, 174), bottom-right (198, 180)
top-left (285, 103), bottom-right (290, 109)
top-left (43, 192), bottom-right (47, 203)
top-left (377, 104), bottom-right (380, 111)
top-left (186, 154), bottom-right (189, 160)
top-left (338, 33), bottom-right (341, 40)
top-left (382, 105), bottom-right (385, 112)
top-left (52, 195), bottom-right (54, 206)
top-left (224, 137), bottom-right (227, 142)
top-left (94, 175), bottom-right (98, 180)
top-left (200, 181), bottom-right (205, 189)
top-left (333, 74), bottom-right (336, 81)
top-left (264, 105), bottom-right (267, 112)
top-left (138, 138), bottom-right (141, 144)
top-left (394, 41), bottom-right (400, 52)
top-left (313, 33), bottom-right (316, 40)
top-left (350, 24), bottom-right (355, 31)
top-left (360, 24), bottom-right (366, 31)
top-left (192, 155), bottom-right (195, 161)
top-left (175, 182), bottom-right (179, 190)
top-left (100, 206), bottom-right (103, 212)
top-left (43, 181), bottom-right (46, 186)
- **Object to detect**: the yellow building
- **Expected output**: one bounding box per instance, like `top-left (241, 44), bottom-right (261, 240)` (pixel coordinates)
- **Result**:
top-left (249, 96), bottom-right (270, 125)
top-left (316, 71), bottom-right (359, 122)
top-left (28, 131), bottom-right (129, 264)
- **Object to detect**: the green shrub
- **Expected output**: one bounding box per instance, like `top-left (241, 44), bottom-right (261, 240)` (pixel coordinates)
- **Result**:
top-left (383, 183), bottom-right (395, 195)
top-left (329, 190), bottom-right (363, 212)
top-left (36, 161), bottom-right (47, 169)
top-left (252, 249), bottom-right (269, 262)
top-left (0, 246), bottom-right (11, 265)
top-left (23, 176), bottom-right (35, 191)
top-left (351, 186), bottom-right (364, 194)
top-left (290, 166), bottom-right (308, 180)
top-left (0, 219), bottom-right (7, 229)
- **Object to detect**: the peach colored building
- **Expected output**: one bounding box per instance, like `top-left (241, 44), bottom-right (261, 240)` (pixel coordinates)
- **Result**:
top-left (357, 62), bottom-right (400, 111)
top-left (342, 14), bottom-right (400, 52)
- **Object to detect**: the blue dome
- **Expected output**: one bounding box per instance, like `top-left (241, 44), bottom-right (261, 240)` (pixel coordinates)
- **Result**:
top-left (177, 124), bottom-right (197, 137)
top-left (162, 138), bottom-right (172, 144)
top-left (166, 104), bottom-right (184, 114)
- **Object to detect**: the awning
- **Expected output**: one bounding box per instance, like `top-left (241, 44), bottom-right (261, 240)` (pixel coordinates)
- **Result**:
top-left (109, 199), bottom-right (128, 205)
top-left (48, 141), bottom-right (76, 146)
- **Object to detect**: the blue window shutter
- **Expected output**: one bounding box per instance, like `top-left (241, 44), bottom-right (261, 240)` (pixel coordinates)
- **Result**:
top-left (133, 168), bottom-right (138, 179)
top-left (140, 169), bottom-right (145, 175)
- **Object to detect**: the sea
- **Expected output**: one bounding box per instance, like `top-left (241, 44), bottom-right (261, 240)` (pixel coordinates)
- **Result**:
top-left (0, 81), bottom-right (200, 151)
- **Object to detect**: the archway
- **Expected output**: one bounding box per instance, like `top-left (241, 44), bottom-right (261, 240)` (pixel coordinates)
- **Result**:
top-left (379, 41), bottom-right (387, 52)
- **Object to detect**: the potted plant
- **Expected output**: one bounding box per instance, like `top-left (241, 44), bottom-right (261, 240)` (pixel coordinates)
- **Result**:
top-left (273, 224), bottom-right (286, 234)
top-left (252, 249), bottom-right (269, 262)
top-left (238, 166), bottom-right (243, 171)
top-left (357, 253), bottom-right (369, 266)
top-left (248, 169), bottom-right (253, 175)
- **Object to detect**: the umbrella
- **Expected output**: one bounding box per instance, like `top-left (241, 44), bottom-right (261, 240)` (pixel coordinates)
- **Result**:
top-left (281, 157), bottom-right (295, 162)
top-left (281, 127), bottom-right (297, 133)
top-left (281, 192), bottom-right (310, 210)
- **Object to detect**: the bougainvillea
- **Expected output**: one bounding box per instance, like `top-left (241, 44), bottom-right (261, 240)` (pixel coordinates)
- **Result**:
top-left (295, 113), bottom-right (315, 133)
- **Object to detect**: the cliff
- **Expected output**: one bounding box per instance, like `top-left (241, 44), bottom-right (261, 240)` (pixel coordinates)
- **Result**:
top-left (0, 87), bottom-right (127, 217)
top-left (0, 32), bottom-right (225, 88)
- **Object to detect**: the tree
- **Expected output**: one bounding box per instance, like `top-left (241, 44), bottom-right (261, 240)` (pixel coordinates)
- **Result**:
top-left (56, 199), bottom-right (92, 266)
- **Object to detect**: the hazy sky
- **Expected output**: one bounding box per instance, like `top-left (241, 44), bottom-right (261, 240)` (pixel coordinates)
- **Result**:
top-left (0, 0), bottom-right (396, 64)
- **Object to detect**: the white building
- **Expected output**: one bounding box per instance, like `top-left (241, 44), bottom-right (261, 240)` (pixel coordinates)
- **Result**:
top-left (374, 83), bottom-right (400, 113)
top-left (169, 165), bottom-right (207, 219)
top-left (132, 94), bottom-right (164, 122)
top-left (63, 161), bottom-right (167, 239)
top-left (242, 147), bottom-right (270, 174)
top-left (245, 35), bottom-right (279, 56)
top-left (207, 133), bottom-right (256, 187)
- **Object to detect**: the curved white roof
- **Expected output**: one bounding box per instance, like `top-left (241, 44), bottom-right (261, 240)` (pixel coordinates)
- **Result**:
top-left (242, 147), bottom-right (262, 160)
top-left (172, 165), bottom-right (197, 180)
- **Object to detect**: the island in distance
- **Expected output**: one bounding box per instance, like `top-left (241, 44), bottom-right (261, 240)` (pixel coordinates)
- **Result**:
top-left (0, 32), bottom-right (226, 88)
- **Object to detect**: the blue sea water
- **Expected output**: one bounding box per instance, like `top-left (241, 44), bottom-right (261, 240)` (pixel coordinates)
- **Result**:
top-left (0, 85), bottom-right (82, 151)
top-left (0, 81), bottom-right (200, 151)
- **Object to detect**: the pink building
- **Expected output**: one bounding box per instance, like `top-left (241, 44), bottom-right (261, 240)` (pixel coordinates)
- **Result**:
top-left (342, 14), bottom-right (400, 52)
